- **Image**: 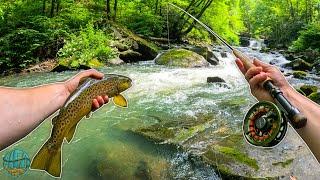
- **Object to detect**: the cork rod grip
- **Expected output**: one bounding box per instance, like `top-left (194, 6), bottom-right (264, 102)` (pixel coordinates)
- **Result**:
top-left (233, 49), bottom-right (254, 70)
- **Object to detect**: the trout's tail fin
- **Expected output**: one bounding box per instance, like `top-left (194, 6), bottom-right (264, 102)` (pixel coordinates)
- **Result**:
top-left (30, 143), bottom-right (62, 177)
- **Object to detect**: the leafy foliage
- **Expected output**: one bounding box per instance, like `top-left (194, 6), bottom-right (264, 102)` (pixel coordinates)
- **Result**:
top-left (291, 23), bottom-right (320, 52)
top-left (58, 23), bottom-right (116, 68)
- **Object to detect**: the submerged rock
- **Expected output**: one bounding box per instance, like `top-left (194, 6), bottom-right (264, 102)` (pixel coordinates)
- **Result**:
top-left (155, 49), bottom-right (209, 68)
top-left (129, 113), bottom-right (274, 178)
top-left (299, 85), bottom-right (318, 96)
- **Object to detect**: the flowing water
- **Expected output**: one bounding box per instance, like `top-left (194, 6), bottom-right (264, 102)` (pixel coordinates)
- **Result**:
top-left (0, 45), bottom-right (319, 179)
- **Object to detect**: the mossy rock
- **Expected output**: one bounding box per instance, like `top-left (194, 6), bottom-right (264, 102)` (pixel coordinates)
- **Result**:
top-left (300, 85), bottom-right (318, 96)
top-left (111, 23), bottom-right (159, 60)
top-left (52, 58), bottom-right (103, 72)
top-left (293, 71), bottom-right (307, 79)
top-left (308, 92), bottom-right (320, 104)
top-left (285, 58), bottom-right (312, 71)
top-left (155, 49), bottom-right (209, 68)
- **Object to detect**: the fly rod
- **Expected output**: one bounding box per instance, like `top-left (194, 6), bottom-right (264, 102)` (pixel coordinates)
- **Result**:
top-left (169, 3), bottom-right (307, 147)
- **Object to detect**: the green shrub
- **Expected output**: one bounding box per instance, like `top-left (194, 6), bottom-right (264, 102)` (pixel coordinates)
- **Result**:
top-left (57, 3), bottom-right (92, 30)
top-left (58, 23), bottom-right (116, 68)
top-left (0, 29), bottom-right (48, 69)
top-left (290, 23), bottom-right (320, 52)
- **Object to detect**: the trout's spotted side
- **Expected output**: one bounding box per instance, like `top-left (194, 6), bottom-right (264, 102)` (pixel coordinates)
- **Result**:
top-left (31, 74), bottom-right (132, 177)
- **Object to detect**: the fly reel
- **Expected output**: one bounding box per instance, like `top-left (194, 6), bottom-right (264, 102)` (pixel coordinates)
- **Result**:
top-left (243, 101), bottom-right (287, 147)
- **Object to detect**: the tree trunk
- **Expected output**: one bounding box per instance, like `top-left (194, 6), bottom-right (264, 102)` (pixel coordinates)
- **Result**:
top-left (113, 0), bottom-right (117, 21)
top-left (56, 0), bottom-right (60, 15)
top-left (155, 0), bottom-right (159, 14)
top-left (50, 0), bottom-right (56, 17)
top-left (42, 0), bottom-right (46, 14)
top-left (106, 0), bottom-right (111, 20)
top-left (182, 0), bottom-right (214, 35)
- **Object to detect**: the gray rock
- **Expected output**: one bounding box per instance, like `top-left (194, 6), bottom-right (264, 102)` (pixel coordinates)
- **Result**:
top-left (207, 77), bottom-right (226, 83)
top-left (108, 57), bottom-right (125, 65)
top-left (285, 58), bottom-right (312, 71)
top-left (119, 50), bottom-right (142, 63)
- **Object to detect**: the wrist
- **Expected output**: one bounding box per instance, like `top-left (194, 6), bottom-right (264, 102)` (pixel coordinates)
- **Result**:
top-left (60, 82), bottom-right (71, 107)
top-left (281, 85), bottom-right (300, 106)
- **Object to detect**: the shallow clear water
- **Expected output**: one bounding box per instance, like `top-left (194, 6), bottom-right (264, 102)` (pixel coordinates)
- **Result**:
top-left (0, 47), bottom-right (319, 179)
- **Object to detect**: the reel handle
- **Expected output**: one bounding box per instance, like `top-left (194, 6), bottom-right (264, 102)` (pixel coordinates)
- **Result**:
top-left (233, 49), bottom-right (307, 129)
top-left (264, 81), bottom-right (307, 129)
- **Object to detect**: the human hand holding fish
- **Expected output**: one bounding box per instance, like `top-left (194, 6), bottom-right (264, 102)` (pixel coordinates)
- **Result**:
top-left (64, 69), bottom-right (110, 110)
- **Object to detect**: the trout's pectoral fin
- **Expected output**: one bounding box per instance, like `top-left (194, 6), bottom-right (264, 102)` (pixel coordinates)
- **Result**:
top-left (113, 94), bottom-right (128, 107)
top-left (65, 125), bottom-right (77, 143)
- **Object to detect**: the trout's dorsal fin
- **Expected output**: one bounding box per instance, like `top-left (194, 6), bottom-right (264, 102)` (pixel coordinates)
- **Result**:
top-left (52, 116), bottom-right (58, 125)
top-left (113, 94), bottom-right (128, 107)
top-left (79, 76), bottom-right (90, 86)
top-left (63, 77), bottom-right (94, 108)
top-left (66, 124), bottom-right (77, 143)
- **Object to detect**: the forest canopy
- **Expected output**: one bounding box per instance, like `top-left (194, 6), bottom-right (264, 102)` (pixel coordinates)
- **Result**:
top-left (0, 0), bottom-right (319, 72)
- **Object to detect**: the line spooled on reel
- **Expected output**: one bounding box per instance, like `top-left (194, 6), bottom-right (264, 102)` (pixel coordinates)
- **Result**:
top-left (169, 3), bottom-right (307, 148)
top-left (243, 101), bottom-right (287, 147)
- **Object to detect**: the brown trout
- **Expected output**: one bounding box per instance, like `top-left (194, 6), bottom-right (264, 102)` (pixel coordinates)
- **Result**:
top-left (30, 74), bottom-right (132, 177)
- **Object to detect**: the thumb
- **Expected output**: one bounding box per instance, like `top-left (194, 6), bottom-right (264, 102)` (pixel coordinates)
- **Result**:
top-left (253, 58), bottom-right (271, 68)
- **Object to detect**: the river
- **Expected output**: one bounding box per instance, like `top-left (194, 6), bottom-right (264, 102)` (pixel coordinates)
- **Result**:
top-left (0, 42), bottom-right (319, 179)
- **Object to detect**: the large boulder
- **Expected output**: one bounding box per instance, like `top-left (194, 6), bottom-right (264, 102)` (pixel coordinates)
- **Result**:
top-left (119, 50), bottom-right (142, 63)
top-left (155, 49), bottom-right (209, 68)
top-left (285, 58), bottom-right (312, 71)
top-left (112, 23), bottom-right (159, 60)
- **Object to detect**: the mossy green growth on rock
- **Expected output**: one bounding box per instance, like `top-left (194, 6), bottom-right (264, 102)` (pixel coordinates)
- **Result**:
top-left (132, 113), bottom-right (214, 144)
top-left (308, 92), bottom-right (320, 104)
top-left (272, 159), bottom-right (294, 168)
top-left (293, 71), bottom-right (307, 79)
top-left (155, 49), bottom-right (209, 68)
top-left (216, 146), bottom-right (259, 170)
top-left (300, 85), bottom-right (318, 96)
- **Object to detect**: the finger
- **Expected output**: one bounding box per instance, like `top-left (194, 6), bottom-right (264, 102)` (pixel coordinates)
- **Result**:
top-left (235, 58), bottom-right (246, 75)
top-left (92, 99), bottom-right (100, 109)
top-left (245, 67), bottom-right (263, 81)
top-left (103, 95), bottom-right (109, 103)
top-left (249, 72), bottom-right (268, 88)
top-left (253, 58), bottom-right (270, 68)
top-left (79, 69), bottom-right (104, 80)
top-left (96, 96), bottom-right (105, 105)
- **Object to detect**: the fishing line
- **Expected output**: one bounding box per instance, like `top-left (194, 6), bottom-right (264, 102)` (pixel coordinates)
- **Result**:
top-left (169, 2), bottom-right (307, 149)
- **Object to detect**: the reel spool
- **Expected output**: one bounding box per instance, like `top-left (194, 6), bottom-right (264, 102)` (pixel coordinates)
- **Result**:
top-left (243, 101), bottom-right (287, 147)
